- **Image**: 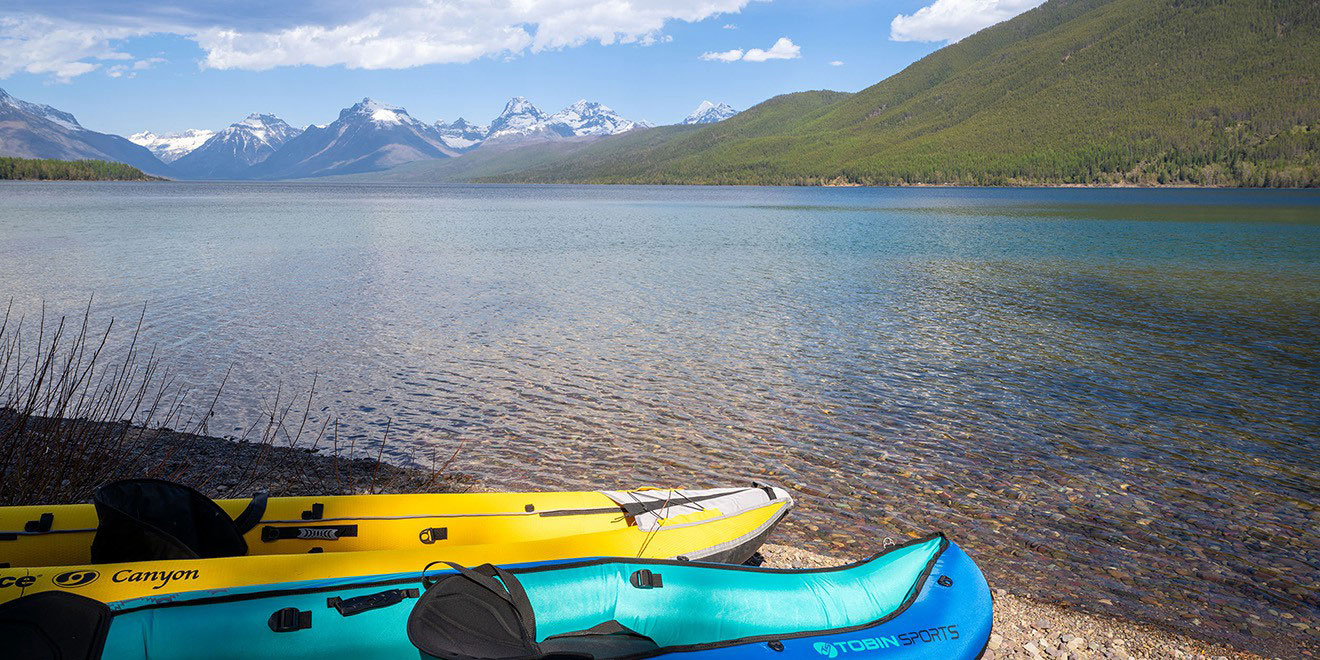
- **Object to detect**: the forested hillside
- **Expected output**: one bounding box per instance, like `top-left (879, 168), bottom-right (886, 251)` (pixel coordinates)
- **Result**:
top-left (477, 0), bottom-right (1318, 187)
top-left (0, 157), bottom-right (160, 181)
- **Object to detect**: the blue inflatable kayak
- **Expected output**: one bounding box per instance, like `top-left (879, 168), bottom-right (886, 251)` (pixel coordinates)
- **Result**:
top-left (0, 533), bottom-right (991, 659)
top-left (409, 532), bottom-right (992, 659)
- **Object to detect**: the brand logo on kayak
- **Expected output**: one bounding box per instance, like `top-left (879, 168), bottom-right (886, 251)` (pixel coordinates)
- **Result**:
top-left (112, 568), bottom-right (200, 590)
top-left (297, 527), bottom-right (342, 540)
top-left (813, 626), bottom-right (959, 656)
top-left (0, 575), bottom-right (38, 588)
top-left (53, 569), bottom-right (100, 588)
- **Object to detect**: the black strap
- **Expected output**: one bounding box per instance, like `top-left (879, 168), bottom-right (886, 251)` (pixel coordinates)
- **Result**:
top-left (752, 482), bottom-right (778, 500)
top-left (232, 492), bottom-right (268, 535)
top-left (489, 564), bottom-right (536, 641)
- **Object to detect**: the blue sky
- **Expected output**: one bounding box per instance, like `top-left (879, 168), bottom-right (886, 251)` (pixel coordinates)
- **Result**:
top-left (0, 0), bottom-right (1044, 136)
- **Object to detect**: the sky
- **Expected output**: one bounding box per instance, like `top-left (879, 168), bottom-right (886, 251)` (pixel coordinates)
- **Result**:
top-left (0, 0), bottom-right (1045, 136)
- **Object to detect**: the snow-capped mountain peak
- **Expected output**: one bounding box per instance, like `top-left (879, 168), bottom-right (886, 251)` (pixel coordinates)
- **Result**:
top-left (487, 97), bottom-right (548, 138)
top-left (0, 87), bottom-right (84, 132)
top-left (170, 112), bottom-right (302, 178)
top-left (543, 100), bottom-right (639, 137)
top-left (342, 98), bottom-right (424, 126)
top-left (218, 113), bottom-right (301, 148)
top-left (482, 96), bottom-right (646, 142)
top-left (682, 101), bottom-right (738, 125)
top-left (128, 128), bottom-right (216, 163)
top-left (435, 117), bottom-right (488, 151)
top-left (501, 96), bottom-right (541, 117)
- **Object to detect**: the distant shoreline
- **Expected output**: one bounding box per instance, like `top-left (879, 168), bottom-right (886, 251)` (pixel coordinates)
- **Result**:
top-left (0, 157), bottom-right (163, 182)
top-left (8, 175), bottom-right (1316, 190)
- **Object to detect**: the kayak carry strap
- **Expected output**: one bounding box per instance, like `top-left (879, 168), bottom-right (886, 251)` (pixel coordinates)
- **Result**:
top-left (327, 588), bottom-right (420, 616)
top-left (232, 491), bottom-right (268, 536)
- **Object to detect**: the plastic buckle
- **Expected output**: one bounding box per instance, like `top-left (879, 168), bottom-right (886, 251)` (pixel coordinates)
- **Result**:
top-left (629, 569), bottom-right (663, 588)
top-left (267, 607), bottom-right (311, 632)
top-left (419, 527), bottom-right (448, 544)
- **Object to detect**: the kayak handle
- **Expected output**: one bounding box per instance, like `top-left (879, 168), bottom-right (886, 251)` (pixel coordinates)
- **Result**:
top-left (326, 588), bottom-right (420, 617)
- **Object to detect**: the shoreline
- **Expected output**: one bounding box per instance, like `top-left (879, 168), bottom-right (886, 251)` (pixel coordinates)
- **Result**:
top-left (5, 177), bottom-right (1316, 190)
top-left (2, 421), bottom-right (1286, 659)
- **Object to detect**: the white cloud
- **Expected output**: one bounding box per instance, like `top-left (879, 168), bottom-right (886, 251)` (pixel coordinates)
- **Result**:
top-left (0, 2), bottom-right (754, 80)
top-left (829, 60), bottom-right (843, 66)
top-left (0, 16), bottom-right (145, 81)
top-left (108, 57), bottom-right (165, 78)
top-left (700, 48), bottom-right (744, 62)
top-left (132, 57), bottom-right (166, 70)
top-left (890, 0), bottom-right (1044, 43)
top-left (722, 23), bottom-right (737, 29)
top-left (742, 37), bottom-right (799, 62)
top-left (198, 1), bottom-right (757, 71)
top-left (701, 36), bottom-right (799, 63)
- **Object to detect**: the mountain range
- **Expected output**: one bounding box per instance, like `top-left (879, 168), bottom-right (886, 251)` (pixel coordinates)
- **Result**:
top-left (247, 99), bottom-right (455, 179)
top-left (0, 93), bottom-right (729, 180)
top-left (417, 0), bottom-right (1317, 188)
top-left (3, 0), bottom-right (1311, 187)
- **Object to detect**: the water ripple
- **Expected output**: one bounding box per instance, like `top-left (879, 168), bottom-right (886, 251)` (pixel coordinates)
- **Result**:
top-left (0, 182), bottom-right (1317, 653)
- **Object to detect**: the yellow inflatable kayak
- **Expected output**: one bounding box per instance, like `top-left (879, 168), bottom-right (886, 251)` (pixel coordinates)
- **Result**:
top-left (0, 480), bottom-right (791, 605)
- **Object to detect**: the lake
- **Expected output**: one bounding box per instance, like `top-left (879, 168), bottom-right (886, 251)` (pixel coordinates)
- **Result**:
top-left (1, 182), bottom-right (1317, 652)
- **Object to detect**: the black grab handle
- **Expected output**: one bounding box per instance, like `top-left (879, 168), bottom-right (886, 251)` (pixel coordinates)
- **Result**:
top-left (326, 588), bottom-right (419, 616)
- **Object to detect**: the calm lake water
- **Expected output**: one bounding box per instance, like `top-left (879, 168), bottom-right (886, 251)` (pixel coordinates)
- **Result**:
top-left (1, 182), bottom-right (1317, 652)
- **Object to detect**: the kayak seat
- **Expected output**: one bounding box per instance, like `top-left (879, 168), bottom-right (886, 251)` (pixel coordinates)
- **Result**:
top-left (90, 479), bottom-right (267, 564)
top-left (0, 591), bottom-right (112, 660)
top-left (409, 562), bottom-right (660, 660)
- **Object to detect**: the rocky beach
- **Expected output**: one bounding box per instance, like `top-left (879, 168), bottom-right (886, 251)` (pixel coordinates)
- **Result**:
top-left (2, 419), bottom-right (1294, 660)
